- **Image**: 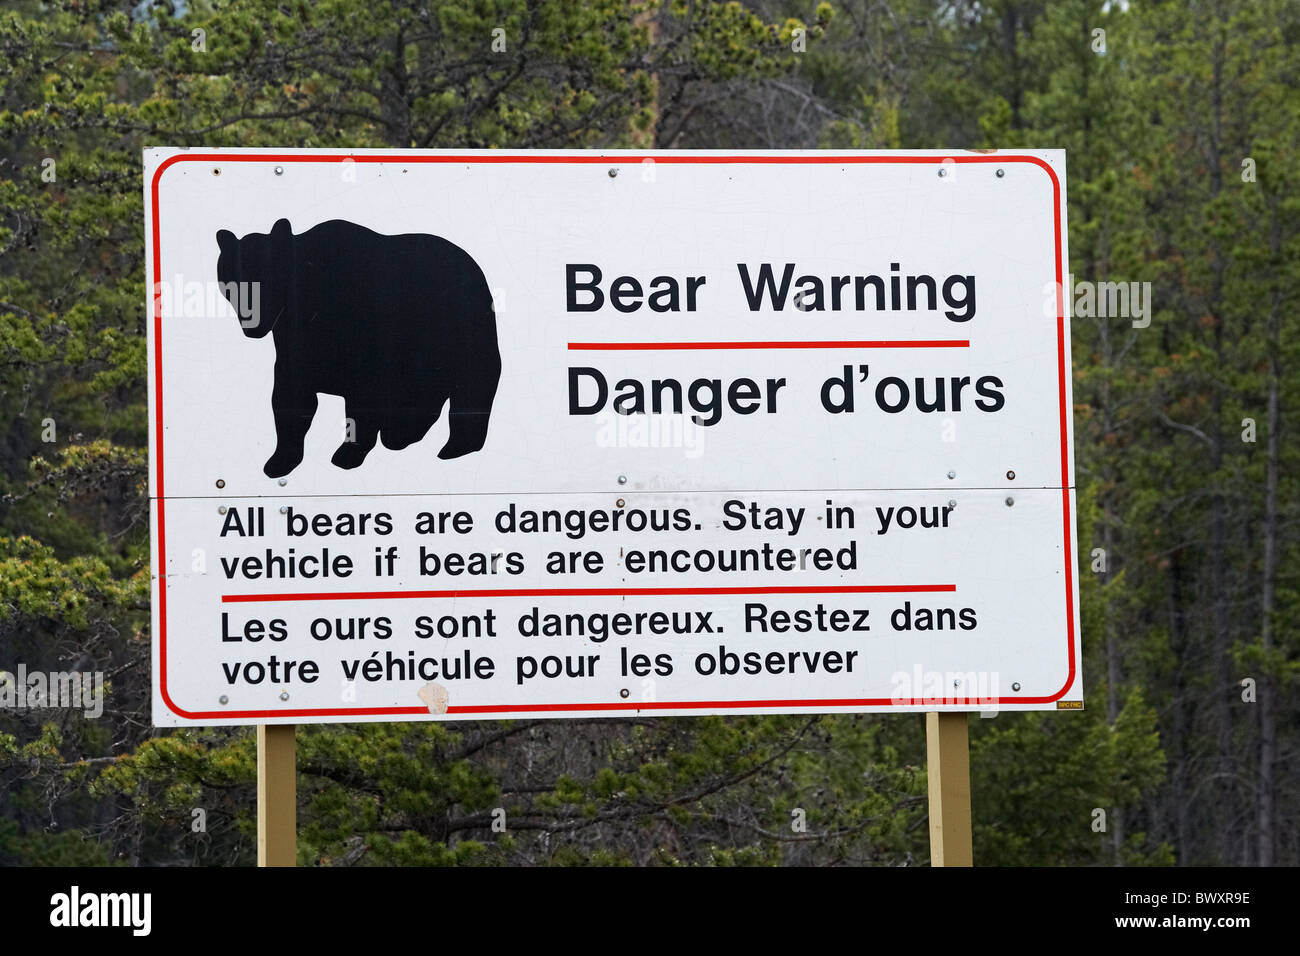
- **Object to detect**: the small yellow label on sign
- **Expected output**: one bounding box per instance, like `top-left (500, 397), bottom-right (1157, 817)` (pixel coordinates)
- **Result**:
top-left (1056, 701), bottom-right (1084, 710)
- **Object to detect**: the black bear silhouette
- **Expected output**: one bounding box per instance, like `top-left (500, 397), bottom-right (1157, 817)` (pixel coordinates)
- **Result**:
top-left (215, 218), bottom-right (501, 479)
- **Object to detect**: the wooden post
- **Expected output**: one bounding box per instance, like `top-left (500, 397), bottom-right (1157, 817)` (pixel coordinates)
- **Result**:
top-left (257, 724), bottom-right (297, 867)
top-left (926, 712), bottom-right (972, 867)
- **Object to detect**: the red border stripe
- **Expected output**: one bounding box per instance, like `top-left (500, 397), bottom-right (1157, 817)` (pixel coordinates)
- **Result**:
top-left (149, 152), bottom-right (1076, 721)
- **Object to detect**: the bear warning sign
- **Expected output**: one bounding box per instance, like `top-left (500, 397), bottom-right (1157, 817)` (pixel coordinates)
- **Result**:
top-left (144, 148), bottom-right (1081, 727)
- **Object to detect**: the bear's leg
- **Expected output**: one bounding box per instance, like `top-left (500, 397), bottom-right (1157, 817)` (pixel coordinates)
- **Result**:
top-left (438, 372), bottom-right (498, 460)
top-left (380, 403), bottom-right (441, 452)
top-left (332, 414), bottom-right (378, 469)
top-left (264, 384), bottom-right (318, 478)
top-left (380, 421), bottom-right (434, 451)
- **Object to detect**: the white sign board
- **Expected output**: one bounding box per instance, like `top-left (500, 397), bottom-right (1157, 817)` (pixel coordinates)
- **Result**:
top-left (145, 148), bottom-right (1081, 726)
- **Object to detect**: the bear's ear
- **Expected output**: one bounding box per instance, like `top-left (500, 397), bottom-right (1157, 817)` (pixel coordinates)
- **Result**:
top-left (270, 218), bottom-right (293, 240)
top-left (216, 229), bottom-right (237, 255)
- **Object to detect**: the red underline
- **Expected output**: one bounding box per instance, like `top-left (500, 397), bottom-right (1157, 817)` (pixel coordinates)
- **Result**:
top-left (567, 340), bottom-right (969, 351)
top-left (446, 697), bottom-right (987, 714)
top-left (222, 584), bottom-right (955, 604)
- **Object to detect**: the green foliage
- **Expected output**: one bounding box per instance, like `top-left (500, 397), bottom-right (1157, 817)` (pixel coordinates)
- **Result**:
top-left (2, 0), bottom-right (1295, 867)
top-left (972, 692), bottom-right (1170, 866)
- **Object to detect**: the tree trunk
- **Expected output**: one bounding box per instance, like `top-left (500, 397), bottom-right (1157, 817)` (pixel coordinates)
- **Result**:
top-left (1257, 225), bottom-right (1282, 868)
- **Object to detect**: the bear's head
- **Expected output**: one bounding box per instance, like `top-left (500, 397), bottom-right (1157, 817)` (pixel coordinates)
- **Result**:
top-left (215, 218), bottom-right (293, 339)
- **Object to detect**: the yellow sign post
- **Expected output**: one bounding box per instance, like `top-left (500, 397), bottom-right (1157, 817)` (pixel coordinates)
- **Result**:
top-left (926, 712), bottom-right (973, 866)
top-left (257, 724), bottom-right (297, 867)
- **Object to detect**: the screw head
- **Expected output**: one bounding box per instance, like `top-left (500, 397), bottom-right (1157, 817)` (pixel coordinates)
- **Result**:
top-left (217, 506), bottom-right (227, 514)
top-left (212, 168), bottom-right (220, 176)
top-left (279, 691), bottom-right (289, 701)
top-left (947, 499), bottom-right (956, 508)
top-left (938, 167), bottom-right (947, 178)
top-left (1006, 470), bottom-right (1016, 480)
top-left (279, 506), bottom-right (287, 514)
top-left (996, 168), bottom-right (1005, 178)
top-left (617, 475), bottom-right (627, 485)
top-left (219, 695), bottom-right (229, 705)
top-left (1012, 682), bottom-right (1022, 692)
top-left (274, 166), bottom-right (284, 175)
top-left (619, 688), bottom-right (630, 698)
top-left (1005, 497), bottom-right (1015, 506)
top-left (608, 168), bottom-right (619, 178)
top-left (616, 498), bottom-right (625, 508)
top-left (953, 679), bottom-right (961, 688)
top-left (278, 478), bottom-right (287, 486)
top-left (947, 470), bottom-right (956, 479)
